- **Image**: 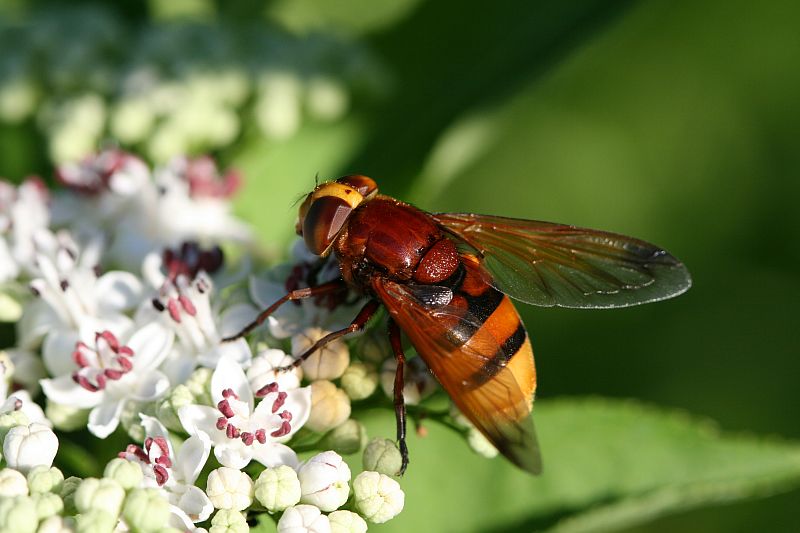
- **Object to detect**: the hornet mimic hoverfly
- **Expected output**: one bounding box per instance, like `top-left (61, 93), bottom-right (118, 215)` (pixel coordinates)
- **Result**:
top-left (224, 175), bottom-right (691, 474)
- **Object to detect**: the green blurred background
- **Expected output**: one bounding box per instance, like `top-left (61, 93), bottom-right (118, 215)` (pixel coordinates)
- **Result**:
top-left (2, 0), bottom-right (799, 531)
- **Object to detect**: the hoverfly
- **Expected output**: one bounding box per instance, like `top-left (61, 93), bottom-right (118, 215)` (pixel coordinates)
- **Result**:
top-left (225, 175), bottom-right (691, 474)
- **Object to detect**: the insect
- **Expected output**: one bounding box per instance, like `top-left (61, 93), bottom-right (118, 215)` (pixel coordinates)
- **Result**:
top-left (224, 175), bottom-right (691, 474)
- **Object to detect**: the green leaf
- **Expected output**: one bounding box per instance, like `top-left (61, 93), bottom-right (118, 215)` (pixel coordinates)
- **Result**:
top-left (358, 398), bottom-right (800, 532)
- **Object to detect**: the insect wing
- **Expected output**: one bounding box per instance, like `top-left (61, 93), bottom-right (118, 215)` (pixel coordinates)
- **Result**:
top-left (433, 213), bottom-right (691, 309)
top-left (372, 277), bottom-right (542, 474)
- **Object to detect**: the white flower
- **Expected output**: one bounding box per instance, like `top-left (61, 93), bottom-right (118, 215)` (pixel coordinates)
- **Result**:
top-left (306, 381), bottom-right (351, 434)
top-left (0, 178), bottom-right (50, 283)
top-left (21, 229), bottom-right (141, 354)
top-left (139, 269), bottom-right (254, 384)
top-left (40, 323), bottom-right (174, 438)
top-left (205, 467), bottom-right (253, 511)
top-left (3, 423), bottom-right (59, 473)
top-left (179, 356), bottom-right (311, 470)
top-left (277, 504), bottom-right (332, 533)
top-left (293, 328), bottom-right (350, 381)
top-left (297, 451), bottom-right (351, 512)
top-left (352, 471), bottom-right (404, 524)
top-left (1, 390), bottom-right (50, 427)
top-left (3, 348), bottom-right (46, 396)
top-left (247, 346), bottom-right (302, 393)
top-left (118, 415), bottom-right (213, 528)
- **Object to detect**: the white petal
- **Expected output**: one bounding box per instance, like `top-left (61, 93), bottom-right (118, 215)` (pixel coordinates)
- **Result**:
top-left (251, 442), bottom-right (299, 470)
top-left (167, 504), bottom-right (196, 531)
top-left (159, 348), bottom-right (197, 386)
top-left (176, 433), bottom-right (211, 484)
top-left (197, 338), bottom-right (251, 369)
top-left (40, 374), bottom-right (102, 409)
top-left (127, 370), bottom-right (170, 401)
top-left (6, 392), bottom-right (51, 427)
top-left (88, 400), bottom-right (124, 438)
top-left (210, 356), bottom-right (252, 409)
top-left (95, 271), bottom-right (143, 312)
top-left (139, 414), bottom-right (171, 446)
top-left (126, 322), bottom-right (174, 369)
top-left (214, 442), bottom-right (252, 470)
top-left (42, 327), bottom-right (80, 377)
top-left (218, 303), bottom-right (257, 338)
top-left (178, 405), bottom-right (222, 442)
top-left (16, 298), bottom-right (60, 349)
top-left (283, 387), bottom-right (312, 434)
top-left (176, 485), bottom-right (213, 523)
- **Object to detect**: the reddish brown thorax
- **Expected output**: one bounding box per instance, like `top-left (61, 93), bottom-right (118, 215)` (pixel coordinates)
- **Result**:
top-left (296, 178), bottom-right (460, 294)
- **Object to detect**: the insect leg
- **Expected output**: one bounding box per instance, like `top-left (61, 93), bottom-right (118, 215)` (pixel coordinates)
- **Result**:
top-left (388, 318), bottom-right (409, 475)
top-left (221, 279), bottom-right (347, 342)
top-left (282, 299), bottom-right (381, 369)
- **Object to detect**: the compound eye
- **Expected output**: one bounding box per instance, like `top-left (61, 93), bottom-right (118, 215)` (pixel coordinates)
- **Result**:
top-left (295, 192), bottom-right (313, 235)
top-left (336, 175), bottom-right (378, 199)
top-left (302, 196), bottom-right (353, 256)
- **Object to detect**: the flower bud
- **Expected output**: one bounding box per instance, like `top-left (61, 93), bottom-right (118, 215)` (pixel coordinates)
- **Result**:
top-left (328, 510), bottom-right (368, 533)
top-left (277, 504), bottom-right (331, 533)
top-left (380, 357), bottom-right (436, 405)
top-left (122, 488), bottom-right (171, 532)
top-left (320, 419), bottom-right (367, 455)
top-left (155, 384), bottom-right (194, 432)
top-left (297, 451), bottom-right (351, 512)
top-left (254, 465), bottom-right (301, 512)
top-left (26, 465), bottom-right (64, 494)
top-left (60, 476), bottom-right (81, 514)
top-left (0, 410), bottom-right (29, 441)
top-left (104, 458), bottom-right (144, 490)
top-left (340, 363), bottom-right (378, 401)
top-left (355, 331), bottom-right (390, 364)
top-left (186, 367), bottom-right (213, 405)
top-left (209, 509), bottom-right (249, 533)
top-left (362, 438), bottom-right (402, 477)
top-left (74, 477), bottom-right (125, 517)
top-left (353, 471), bottom-right (405, 524)
top-left (306, 381), bottom-right (351, 433)
top-left (31, 492), bottom-right (63, 519)
top-left (293, 328), bottom-right (349, 381)
top-left (206, 467), bottom-right (254, 511)
top-left (0, 467), bottom-right (28, 497)
top-left (45, 400), bottom-right (89, 432)
top-left (36, 515), bottom-right (73, 533)
top-left (0, 495), bottom-right (38, 533)
top-left (3, 423), bottom-right (58, 473)
top-left (248, 347), bottom-right (302, 392)
top-left (467, 427), bottom-right (499, 458)
top-left (74, 509), bottom-right (116, 533)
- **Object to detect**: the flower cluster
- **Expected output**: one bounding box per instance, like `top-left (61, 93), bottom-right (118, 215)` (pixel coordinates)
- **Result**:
top-left (0, 150), bottom-right (417, 532)
top-left (0, 6), bottom-right (386, 164)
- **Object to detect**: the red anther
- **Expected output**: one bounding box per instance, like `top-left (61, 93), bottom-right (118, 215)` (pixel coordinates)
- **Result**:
top-left (255, 429), bottom-right (267, 444)
top-left (73, 373), bottom-right (99, 392)
top-left (97, 331), bottom-right (120, 351)
top-left (222, 388), bottom-right (238, 399)
top-left (270, 421), bottom-right (292, 438)
top-left (255, 382), bottom-right (279, 398)
top-left (226, 424), bottom-right (240, 439)
top-left (279, 411), bottom-right (293, 422)
top-left (72, 349), bottom-right (88, 367)
top-left (152, 437), bottom-right (170, 458)
top-left (167, 298), bottom-right (182, 322)
top-left (126, 444), bottom-right (150, 463)
top-left (217, 399), bottom-right (234, 418)
top-left (216, 417), bottom-right (228, 430)
top-left (241, 432), bottom-right (254, 446)
top-left (103, 368), bottom-right (124, 380)
top-left (118, 346), bottom-right (134, 357)
top-left (272, 392), bottom-right (287, 413)
top-left (155, 455), bottom-right (173, 469)
top-left (117, 356), bottom-right (133, 372)
top-left (178, 295), bottom-right (197, 316)
top-left (153, 464), bottom-right (169, 486)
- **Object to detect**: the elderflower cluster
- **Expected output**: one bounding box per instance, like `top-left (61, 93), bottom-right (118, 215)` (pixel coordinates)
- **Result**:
top-left (0, 150), bottom-right (408, 532)
top-left (0, 6), bottom-right (386, 164)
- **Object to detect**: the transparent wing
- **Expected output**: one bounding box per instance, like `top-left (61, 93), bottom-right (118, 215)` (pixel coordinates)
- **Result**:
top-left (434, 213), bottom-right (691, 308)
top-left (373, 278), bottom-right (542, 474)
